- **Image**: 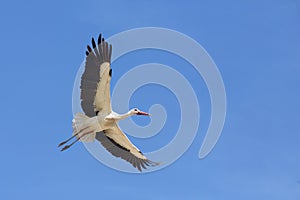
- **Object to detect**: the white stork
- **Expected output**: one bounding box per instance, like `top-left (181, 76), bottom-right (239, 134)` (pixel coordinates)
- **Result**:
top-left (58, 34), bottom-right (159, 171)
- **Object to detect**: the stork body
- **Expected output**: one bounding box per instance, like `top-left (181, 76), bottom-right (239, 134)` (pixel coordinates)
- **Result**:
top-left (71, 109), bottom-right (148, 143)
top-left (58, 34), bottom-right (159, 171)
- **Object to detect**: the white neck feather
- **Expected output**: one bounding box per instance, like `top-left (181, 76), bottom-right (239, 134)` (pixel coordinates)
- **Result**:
top-left (114, 111), bottom-right (133, 121)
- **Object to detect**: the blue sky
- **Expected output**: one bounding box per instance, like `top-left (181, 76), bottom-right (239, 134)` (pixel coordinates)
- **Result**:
top-left (1, 0), bottom-right (300, 199)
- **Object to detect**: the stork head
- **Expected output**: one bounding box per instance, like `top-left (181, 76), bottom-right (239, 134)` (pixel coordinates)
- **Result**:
top-left (130, 108), bottom-right (151, 116)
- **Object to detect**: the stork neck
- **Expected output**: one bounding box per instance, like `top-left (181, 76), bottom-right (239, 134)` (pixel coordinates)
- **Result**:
top-left (116, 111), bottom-right (133, 121)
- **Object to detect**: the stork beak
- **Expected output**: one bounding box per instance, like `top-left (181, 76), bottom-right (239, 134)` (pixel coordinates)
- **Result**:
top-left (137, 111), bottom-right (151, 116)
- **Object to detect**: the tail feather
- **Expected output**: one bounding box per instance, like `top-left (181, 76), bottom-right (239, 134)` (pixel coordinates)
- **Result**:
top-left (72, 113), bottom-right (89, 132)
top-left (72, 113), bottom-right (96, 142)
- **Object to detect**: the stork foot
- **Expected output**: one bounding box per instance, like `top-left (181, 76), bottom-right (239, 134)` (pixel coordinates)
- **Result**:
top-left (60, 145), bottom-right (70, 152)
top-left (58, 141), bottom-right (67, 147)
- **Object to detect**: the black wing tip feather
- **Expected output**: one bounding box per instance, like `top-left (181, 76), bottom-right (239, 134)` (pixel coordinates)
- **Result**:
top-left (87, 45), bottom-right (92, 52)
top-left (85, 44), bottom-right (94, 57)
top-left (85, 34), bottom-right (102, 57)
top-left (136, 159), bottom-right (160, 172)
top-left (146, 159), bottom-right (161, 167)
top-left (85, 34), bottom-right (112, 63)
top-left (97, 34), bottom-right (102, 45)
top-left (91, 37), bottom-right (96, 48)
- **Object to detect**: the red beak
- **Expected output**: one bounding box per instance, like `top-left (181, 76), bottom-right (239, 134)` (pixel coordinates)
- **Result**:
top-left (137, 111), bottom-right (151, 116)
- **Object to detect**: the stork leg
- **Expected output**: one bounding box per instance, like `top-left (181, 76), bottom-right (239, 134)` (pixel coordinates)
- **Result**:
top-left (60, 137), bottom-right (80, 151)
top-left (60, 130), bottom-right (94, 152)
top-left (57, 126), bottom-right (91, 147)
top-left (57, 133), bottom-right (79, 147)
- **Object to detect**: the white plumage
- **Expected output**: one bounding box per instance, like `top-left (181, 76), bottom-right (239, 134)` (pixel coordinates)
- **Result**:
top-left (58, 34), bottom-right (159, 171)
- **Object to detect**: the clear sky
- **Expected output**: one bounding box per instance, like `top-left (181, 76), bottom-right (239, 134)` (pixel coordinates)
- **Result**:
top-left (0, 0), bottom-right (300, 199)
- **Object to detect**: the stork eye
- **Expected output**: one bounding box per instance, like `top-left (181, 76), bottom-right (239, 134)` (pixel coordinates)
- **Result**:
top-left (134, 109), bottom-right (137, 111)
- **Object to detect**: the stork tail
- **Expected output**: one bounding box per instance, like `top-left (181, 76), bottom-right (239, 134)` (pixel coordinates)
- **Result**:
top-left (72, 113), bottom-right (97, 142)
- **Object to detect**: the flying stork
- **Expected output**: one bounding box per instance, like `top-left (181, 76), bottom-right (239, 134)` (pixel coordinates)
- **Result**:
top-left (58, 34), bottom-right (159, 171)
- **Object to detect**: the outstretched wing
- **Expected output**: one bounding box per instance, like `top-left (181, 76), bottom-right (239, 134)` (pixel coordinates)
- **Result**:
top-left (80, 34), bottom-right (113, 117)
top-left (95, 126), bottom-right (159, 172)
